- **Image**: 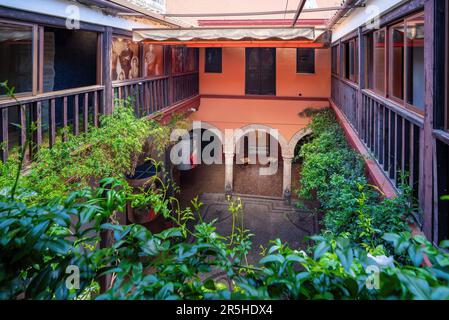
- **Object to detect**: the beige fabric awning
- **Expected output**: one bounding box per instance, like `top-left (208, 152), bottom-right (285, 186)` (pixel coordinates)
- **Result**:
top-left (133, 27), bottom-right (320, 42)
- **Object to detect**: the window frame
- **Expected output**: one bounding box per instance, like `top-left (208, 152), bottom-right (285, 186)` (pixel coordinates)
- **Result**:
top-left (365, 32), bottom-right (374, 90)
top-left (372, 28), bottom-right (388, 97)
top-left (388, 21), bottom-right (406, 106)
top-left (204, 48), bottom-right (222, 73)
top-left (245, 47), bottom-right (276, 96)
top-left (386, 13), bottom-right (425, 116)
top-left (296, 48), bottom-right (315, 74)
top-left (342, 38), bottom-right (359, 84)
top-left (331, 44), bottom-right (340, 76)
top-left (0, 18), bottom-right (38, 99)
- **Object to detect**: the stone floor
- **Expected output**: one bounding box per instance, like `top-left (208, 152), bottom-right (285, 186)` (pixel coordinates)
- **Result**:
top-left (187, 193), bottom-right (319, 265)
top-left (178, 162), bottom-right (302, 208)
top-left (177, 161), bottom-right (318, 268)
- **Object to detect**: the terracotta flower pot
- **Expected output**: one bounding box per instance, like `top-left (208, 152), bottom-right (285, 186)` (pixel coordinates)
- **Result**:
top-left (127, 203), bottom-right (159, 224)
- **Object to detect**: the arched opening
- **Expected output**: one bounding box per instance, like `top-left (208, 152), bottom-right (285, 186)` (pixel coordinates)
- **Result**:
top-left (290, 133), bottom-right (313, 199)
top-left (233, 128), bottom-right (284, 197)
top-left (175, 127), bottom-right (224, 208)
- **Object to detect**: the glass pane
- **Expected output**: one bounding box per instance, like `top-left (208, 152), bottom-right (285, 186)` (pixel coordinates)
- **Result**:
top-left (374, 30), bottom-right (386, 93)
top-left (0, 22), bottom-right (33, 95)
top-left (297, 48), bottom-right (315, 74)
top-left (406, 14), bottom-right (425, 110)
top-left (205, 48), bottom-right (222, 73)
top-left (44, 27), bottom-right (98, 91)
top-left (390, 24), bottom-right (405, 100)
top-left (365, 33), bottom-right (374, 89)
top-left (349, 41), bottom-right (355, 80)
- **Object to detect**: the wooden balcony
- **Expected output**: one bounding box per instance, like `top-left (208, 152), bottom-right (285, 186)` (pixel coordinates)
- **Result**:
top-left (0, 72), bottom-right (200, 163)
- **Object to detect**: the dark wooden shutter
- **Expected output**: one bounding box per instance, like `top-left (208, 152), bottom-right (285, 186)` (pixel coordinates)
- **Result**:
top-left (205, 48), bottom-right (222, 73)
top-left (245, 48), bottom-right (276, 95)
top-left (297, 48), bottom-right (315, 74)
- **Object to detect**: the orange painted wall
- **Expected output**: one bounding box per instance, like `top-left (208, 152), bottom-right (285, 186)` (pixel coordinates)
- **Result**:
top-left (192, 47), bottom-right (331, 142)
top-left (189, 98), bottom-right (328, 142)
top-left (199, 47), bottom-right (331, 97)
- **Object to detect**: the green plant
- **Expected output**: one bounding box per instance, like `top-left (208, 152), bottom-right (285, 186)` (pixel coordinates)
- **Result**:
top-left (0, 98), bottom-right (188, 205)
top-left (296, 110), bottom-right (413, 251)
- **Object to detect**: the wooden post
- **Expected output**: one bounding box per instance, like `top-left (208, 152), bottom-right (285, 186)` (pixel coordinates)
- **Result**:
top-left (357, 27), bottom-right (365, 134)
top-left (422, 0), bottom-right (436, 242)
top-left (165, 46), bottom-right (174, 106)
top-left (102, 27), bottom-right (113, 115)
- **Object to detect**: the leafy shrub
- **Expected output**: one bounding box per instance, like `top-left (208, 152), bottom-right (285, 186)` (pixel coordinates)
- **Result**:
top-left (297, 110), bottom-right (412, 250)
top-left (0, 100), bottom-right (186, 205)
top-left (2, 180), bottom-right (448, 300)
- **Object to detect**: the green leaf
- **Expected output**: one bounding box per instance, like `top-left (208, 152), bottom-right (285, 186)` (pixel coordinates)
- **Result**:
top-left (314, 241), bottom-right (330, 260)
top-left (336, 248), bottom-right (353, 272)
top-left (259, 254), bottom-right (285, 265)
top-left (204, 279), bottom-right (216, 291)
top-left (156, 228), bottom-right (183, 240)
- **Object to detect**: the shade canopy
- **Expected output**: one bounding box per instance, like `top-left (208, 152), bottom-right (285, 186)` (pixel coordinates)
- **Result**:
top-left (133, 27), bottom-right (329, 48)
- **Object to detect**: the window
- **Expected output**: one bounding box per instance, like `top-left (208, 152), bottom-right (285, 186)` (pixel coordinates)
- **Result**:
top-left (365, 33), bottom-right (374, 89)
top-left (0, 21), bottom-right (34, 96)
top-left (44, 27), bottom-right (98, 91)
top-left (205, 48), bottom-right (222, 73)
top-left (296, 48), bottom-right (315, 74)
top-left (331, 45), bottom-right (339, 75)
top-left (389, 22), bottom-right (405, 102)
top-left (374, 29), bottom-right (386, 94)
top-left (343, 38), bottom-right (358, 83)
top-left (405, 13), bottom-right (425, 111)
top-left (245, 48), bottom-right (276, 95)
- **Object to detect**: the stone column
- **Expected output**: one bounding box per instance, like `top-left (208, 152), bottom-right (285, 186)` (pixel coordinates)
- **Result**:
top-left (224, 129), bottom-right (235, 195)
top-left (224, 152), bottom-right (234, 195)
top-left (282, 154), bottom-right (293, 203)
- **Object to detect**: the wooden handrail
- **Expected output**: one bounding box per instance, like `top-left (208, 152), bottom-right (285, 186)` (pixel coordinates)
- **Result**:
top-left (172, 71), bottom-right (199, 78)
top-left (0, 85), bottom-right (105, 108)
top-left (361, 89), bottom-right (424, 128)
top-left (112, 75), bottom-right (170, 88)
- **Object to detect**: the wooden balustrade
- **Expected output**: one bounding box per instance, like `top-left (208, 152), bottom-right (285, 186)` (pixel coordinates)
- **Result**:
top-left (112, 76), bottom-right (170, 117)
top-left (173, 72), bottom-right (199, 104)
top-left (331, 75), bottom-right (424, 198)
top-left (0, 85), bottom-right (104, 162)
top-left (0, 72), bottom-right (200, 162)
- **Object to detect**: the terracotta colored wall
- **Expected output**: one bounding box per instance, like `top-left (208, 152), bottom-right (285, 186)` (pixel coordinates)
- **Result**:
top-left (192, 47), bottom-right (331, 143)
top-left (199, 47), bottom-right (331, 97)
top-left (199, 48), bottom-right (246, 95)
top-left (189, 98), bottom-right (328, 142)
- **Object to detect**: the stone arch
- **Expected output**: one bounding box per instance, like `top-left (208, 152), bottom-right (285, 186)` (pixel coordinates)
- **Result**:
top-left (285, 127), bottom-right (313, 158)
top-left (233, 123), bottom-right (289, 155)
top-left (186, 120), bottom-right (224, 145)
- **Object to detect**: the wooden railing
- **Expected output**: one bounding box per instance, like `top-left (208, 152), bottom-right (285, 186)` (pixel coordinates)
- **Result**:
top-left (331, 75), bottom-right (424, 198)
top-left (112, 72), bottom-right (200, 118)
top-left (0, 85), bottom-right (105, 162)
top-left (113, 76), bottom-right (170, 117)
top-left (0, 72), bottom-right (200, 162)
top-left (173, 72), bottom-right (199, 104)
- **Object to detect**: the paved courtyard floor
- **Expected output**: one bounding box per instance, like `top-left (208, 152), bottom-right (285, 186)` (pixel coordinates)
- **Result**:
top-left (189, 193), bottom-right (319, 265)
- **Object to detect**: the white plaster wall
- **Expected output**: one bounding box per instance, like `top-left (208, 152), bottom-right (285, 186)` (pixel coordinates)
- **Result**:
top-left (331, 0), bottom-right (404, 42)
top-left (0, 0), bottom-right (154, 30)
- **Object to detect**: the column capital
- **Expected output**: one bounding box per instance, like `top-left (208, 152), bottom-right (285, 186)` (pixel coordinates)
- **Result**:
top-left (282, 153), bottom-right (294, 161)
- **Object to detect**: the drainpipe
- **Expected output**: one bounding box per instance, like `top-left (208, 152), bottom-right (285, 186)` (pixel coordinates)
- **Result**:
top-left (326, 0), bottom-right (365, 30)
